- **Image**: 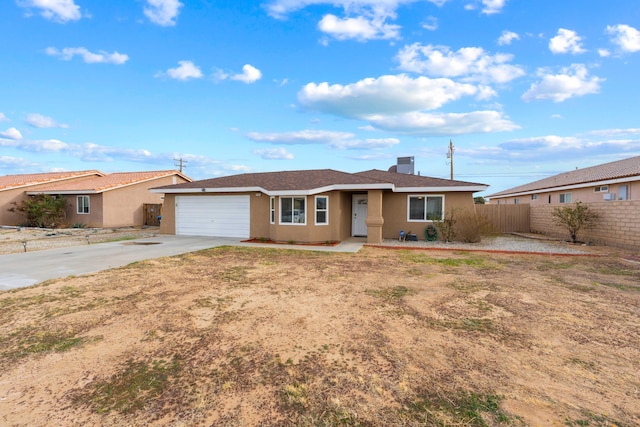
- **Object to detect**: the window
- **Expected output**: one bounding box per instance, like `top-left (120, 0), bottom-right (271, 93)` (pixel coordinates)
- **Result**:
top-left (514, 198), bottom-right (520, 205)
top-left (315, 196), bottom-right (328, 225)
top-left (559, 193), bottom-right (572, 204)
top-left (270, 197), bottom-right (275, 224)
top-left (531, 194), bottom-right (537, 200)
top-left (280, 196), bottom-right (306, 224)
top-left (408, 195), bottom-right (443, 221)
top-left (77, 196), bottom-right (90, 214)
top-left (594, 185), bottom-right (609, 193)
top-left (619, 185), bottom-right (629, 200)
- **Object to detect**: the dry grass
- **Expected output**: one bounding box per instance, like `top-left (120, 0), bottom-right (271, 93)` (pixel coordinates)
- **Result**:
top-left (0, 245), bottom-right (639, 426)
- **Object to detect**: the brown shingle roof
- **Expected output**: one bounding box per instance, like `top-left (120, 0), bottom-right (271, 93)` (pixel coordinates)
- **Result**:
top-left (356, 169), bottom-right (488, 189)
top-left (153, 168), bottom-right (488, 193)
top-left (30, 170), bottom-right (191, 194)
top-left (488, 155), bottom-right (640, 197)
top-left (0, 170), bottom-right (103, 191)
top-left (154, 169), bottom-right (382, 192)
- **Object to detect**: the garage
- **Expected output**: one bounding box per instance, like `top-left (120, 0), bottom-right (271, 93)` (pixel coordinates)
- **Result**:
top-left (175, 195), bottom-right (250, 238)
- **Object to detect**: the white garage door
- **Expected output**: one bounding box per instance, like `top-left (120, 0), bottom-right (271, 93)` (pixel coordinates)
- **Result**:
top-left (176, 195), bottom-right (250, 238)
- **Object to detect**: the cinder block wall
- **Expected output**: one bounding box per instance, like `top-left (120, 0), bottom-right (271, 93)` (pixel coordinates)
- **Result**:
top-left (531, 200), bottom-right (640, 250)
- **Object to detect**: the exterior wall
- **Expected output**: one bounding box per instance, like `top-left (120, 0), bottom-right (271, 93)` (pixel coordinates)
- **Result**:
top-left (531, 200), bottom-right (640, 250)
top-left (100, 175), bottom-right (186, 228)
top-left (380, 191), bottom-right (476, 239)
top-left (0, 175), bottom-right (102, 226)
top-left (159, 193), bottom-right (177, 234)
top-left (490, 180), bottom-right (638, 205)
top-left (64, 194), bottom-right (104, 228)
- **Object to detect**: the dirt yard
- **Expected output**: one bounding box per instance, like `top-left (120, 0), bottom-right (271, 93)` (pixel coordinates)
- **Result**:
top-left (0, 242), bottom-right (639, 426)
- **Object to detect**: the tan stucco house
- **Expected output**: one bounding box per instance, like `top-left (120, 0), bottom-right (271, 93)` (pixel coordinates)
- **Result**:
top-left (0, 170), bottom-right (105, 226)
top-left (487, 155), bottom-right (639, 205)
top-left (151, 168), bottom-right (488, 244)
top-left (26, 170), bottom-right (191, 228)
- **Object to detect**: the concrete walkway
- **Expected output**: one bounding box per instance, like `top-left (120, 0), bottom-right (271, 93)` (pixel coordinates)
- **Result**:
top-left (0, 235), bottom-right (364, 290)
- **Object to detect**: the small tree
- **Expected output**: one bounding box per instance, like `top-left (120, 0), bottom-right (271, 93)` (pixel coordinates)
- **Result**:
top-left (551, 201), bottom-right (599, 243)
top-left (430, 208), bottom-right (456, 243)
top-left (8, 194), bottom-right (68, 228)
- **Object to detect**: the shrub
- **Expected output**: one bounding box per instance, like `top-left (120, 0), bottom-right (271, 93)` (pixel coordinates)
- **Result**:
top-left (430, 209), bottom-right (456, 243)
top-left (8, 195), bottom-right (67, 228)
top-left (551, 201), bottom-right (599, 243)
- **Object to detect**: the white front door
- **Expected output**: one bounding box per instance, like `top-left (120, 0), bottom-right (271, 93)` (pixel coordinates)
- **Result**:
top-left (352, 194), bottom-right (368, 237)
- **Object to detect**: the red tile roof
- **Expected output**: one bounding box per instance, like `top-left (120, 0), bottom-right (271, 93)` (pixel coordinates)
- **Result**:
top-left (152, 168), bottom-right (488, 193)
top-left (29, 170), bottom-right (191, 194)
top-left (0, 170), bottom-right (103, 191)
top-left (488, 155), bottom-right (640, 197)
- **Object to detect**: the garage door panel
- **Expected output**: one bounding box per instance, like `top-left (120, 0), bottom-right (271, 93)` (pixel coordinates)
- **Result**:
top-left (176, 196), bottom-right (250, 238)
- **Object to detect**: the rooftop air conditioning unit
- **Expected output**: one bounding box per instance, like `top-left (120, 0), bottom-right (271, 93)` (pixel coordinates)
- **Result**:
top-left (603, 193), bottom-right (616, 201)
top-left (397, 156), bottom-right (414, 175)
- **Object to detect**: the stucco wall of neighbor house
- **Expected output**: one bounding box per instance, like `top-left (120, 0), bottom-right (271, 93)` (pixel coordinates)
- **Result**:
top-left (101, 180), bottom-right (169, 228)
top-left (0, 175), bottom-right (102, 226)
top-left (531, 200), bottom-right (640, 250)
top-left (380, 191), bottom-right (476, 240)
top-left (63, 194), bottom-right (104, 228)
top-left (490, 180), bottom-right (639, 205)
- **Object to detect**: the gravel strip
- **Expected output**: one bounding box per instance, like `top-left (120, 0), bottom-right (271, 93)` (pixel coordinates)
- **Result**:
top-left (372, 234), bottom-right (591, 254)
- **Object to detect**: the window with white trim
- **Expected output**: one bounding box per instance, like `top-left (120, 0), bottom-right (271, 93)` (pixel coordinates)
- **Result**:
top-left (619, 185), bottom-right (629, 200)
top-left (77, 195), bottom-right (90, 214)
top-left (559, 193), bottom-right (572, 204)
top-left (408, 195), bottom-right (443, 221)
top-left (270, 197), bottom-right (275, 224)
top-left (514, 198), bottom-right (520, 205)
top-left (531, 194), bottom-right (537, 200)
top-left (280, 196), bottom-right (306, 224)
top-left (594, 185), bottom-right (609, 193)
top-left (315, 196), bottom-right (328, 225)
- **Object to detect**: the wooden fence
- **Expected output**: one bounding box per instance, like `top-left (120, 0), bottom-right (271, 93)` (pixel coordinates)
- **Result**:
top-left (476, 204), bottom-right (530, 233)
top-left (143, 203), bottom-right (162, 226)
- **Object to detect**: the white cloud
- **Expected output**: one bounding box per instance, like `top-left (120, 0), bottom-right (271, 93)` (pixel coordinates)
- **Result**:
top-left (497, 30), bottom-right (519, 45)
top-left (265, 0), bottom-right (448, 41)
top-left (299, 74), bottom-right (482, 119)
top-left (17, 0), bottom-right (81, 23)
top-left (549, 28), bottom-right (586, 54)
top-left (144, 0), bottom-right (183, 26)
top-left (25, 113), bottom-right (69, 129)
top-left (318, 14), bottom-right (400, 41)
top-left (481, 0), bottom-right (507, 15)
top-left (247, 129), bottom-right (400, 150)
top-left (75, 143), bottom-right (153, 162)
top-left (585, 128), bottom-right (640, 137)
top-left (252, 147), bottom-right (294, 160)
top-left (522, 64), bottom-right (603, 103)
top-left (422, 16), bottom-right (438, 31)
top-left (0, 137), bottom-right (68, 152)
top-left (45, 47), bottom-right (129, 64)
top-left (598, 48), bottom-right (611, 57)
top-left (158, 60), bottom-right (203, 80)
top-left (0, 113), bottom-right (9, 122)
top-left (0, 128), bottom-right (23, 140)
top-left (231, 64), bottom-right (262, 84)
top-left (395, 43), bottom-right (525, 84)
top-left (606, 24), bottom-right (640, 53)
top-left (364, 110), bottom-right (519, 135)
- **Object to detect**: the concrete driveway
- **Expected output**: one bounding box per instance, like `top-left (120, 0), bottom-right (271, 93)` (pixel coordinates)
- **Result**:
top-left (0, 235), bottom-right (364, 290)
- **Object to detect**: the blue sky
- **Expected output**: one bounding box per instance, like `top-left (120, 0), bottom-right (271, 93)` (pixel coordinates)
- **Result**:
top-left (1, 0), bottom-right (639, 195)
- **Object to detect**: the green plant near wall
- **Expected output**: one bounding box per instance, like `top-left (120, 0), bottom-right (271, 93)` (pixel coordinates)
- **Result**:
top-left (8, 194), bottom-right (68, 228)
top-left (551, 201), bottom-right (599, 243)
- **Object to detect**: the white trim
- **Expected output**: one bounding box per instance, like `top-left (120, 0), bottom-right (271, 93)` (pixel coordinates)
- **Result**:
top-left (77, 195), bottom-right (90, 215)
top-left (407, 194), bottom-right (445, 222)
top-left (314, 195), bottom-right (329, 226)
top-left (489, 175), bottom-right (640, 199)
top-left (151, 182), bottom-right (487, 196)
top-left (269, 196), bottom-right (275, 224)
top-left (279, 196), bottom-right (307, 226)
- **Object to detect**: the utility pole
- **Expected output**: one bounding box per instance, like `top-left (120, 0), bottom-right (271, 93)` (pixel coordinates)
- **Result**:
top-left (446, 139), bottom-right (455, 180)
top-left (173, 158), bottom-right (187, 173)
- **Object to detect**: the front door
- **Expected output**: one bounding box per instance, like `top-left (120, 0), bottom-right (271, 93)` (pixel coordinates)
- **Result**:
top-left (352, 194), bottom-right (368, 237)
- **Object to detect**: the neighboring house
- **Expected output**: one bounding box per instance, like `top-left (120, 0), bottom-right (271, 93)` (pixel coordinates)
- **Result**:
top-left (0, 170), bottom-right (104, 226)
top-left (151, 167), bottom-right (488, 244)
top-left (487, 155), bottom-right (640, 205)
top-left (27, 170), bottom-right (191, 228)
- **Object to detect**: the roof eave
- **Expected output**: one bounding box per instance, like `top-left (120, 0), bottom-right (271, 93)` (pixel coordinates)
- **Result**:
top-left (488, 175), bottom-right (640, 198)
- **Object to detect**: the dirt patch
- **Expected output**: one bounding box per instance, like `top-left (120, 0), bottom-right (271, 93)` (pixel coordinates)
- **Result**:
top-left (0, 245), bottom-right (639, 426)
